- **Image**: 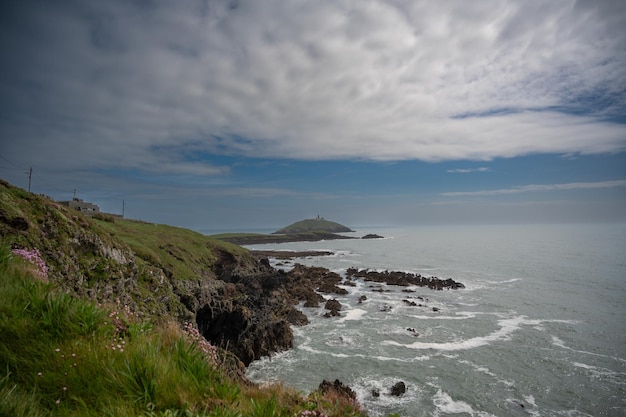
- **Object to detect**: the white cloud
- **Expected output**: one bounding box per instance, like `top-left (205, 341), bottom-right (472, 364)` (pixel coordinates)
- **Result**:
top-left (1, 0), bottom-right (625, 174)
top-left (447, 167), bottom-right (491, 174)
top-left (441, 179), bottom-right (626, 197)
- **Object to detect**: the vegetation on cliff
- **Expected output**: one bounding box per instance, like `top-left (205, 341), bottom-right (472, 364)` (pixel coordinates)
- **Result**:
top-left (0, 244), bottom-right (367, 417)
top-left (0, 179), bottom-right (373, 416)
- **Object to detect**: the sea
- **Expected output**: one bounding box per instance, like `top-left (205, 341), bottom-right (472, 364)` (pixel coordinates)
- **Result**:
top-left (241, 224), bottom-right (626, 417)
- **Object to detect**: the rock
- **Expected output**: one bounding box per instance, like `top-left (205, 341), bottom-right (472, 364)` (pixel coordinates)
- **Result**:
top-left (287, 309), bottom-right (309, 326)
top-left (379, 304), bottom-right (392, 312)
top-left (318, 379), bottom-right (357, 402)
top-left (304, 299), bottom-right (320, 308)
top-left (403, 299), bottom-right (418, 306)
top-left (324, 298), bottom-right (342, 312)
top-left (371, 388), bottom-right (380, 398)
top-left (390, 381), bottom-right (406, 396)
top-left (250, 250), bottom-right (335, 260)
top-left (358, 295), bottom-right (367, 304)
top-left (346, 267), bottom-right (464, 290)
top-left (407, 328), bottom-right (419, 336)
top-left (432, 307), bottom-right (440, 312)
top-left (323, 298), bottom-right (342, 318)
top-left (361, 234), bottom-right (384, 239)
top-left (318, 282), bottom-right (348, 295)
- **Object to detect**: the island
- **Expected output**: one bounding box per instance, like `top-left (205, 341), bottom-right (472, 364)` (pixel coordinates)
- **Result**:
top-left (273, 216), bottom-right (354, 234)
top-left (211, 216), bottom-right (382, 245)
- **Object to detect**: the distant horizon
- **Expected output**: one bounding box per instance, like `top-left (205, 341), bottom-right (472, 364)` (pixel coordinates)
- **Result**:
top-left (197, 219), bottom-right (626, 237)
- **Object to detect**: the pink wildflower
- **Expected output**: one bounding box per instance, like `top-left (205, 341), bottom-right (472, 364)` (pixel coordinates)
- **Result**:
top-left (12, 248), bottom-right (48, 281)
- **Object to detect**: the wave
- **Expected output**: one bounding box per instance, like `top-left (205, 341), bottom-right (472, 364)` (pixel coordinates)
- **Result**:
top-left (552, 336), bottom-right (626, 364)
top-left (404, 311), bottom-right (479, 320)
top-left (432, 389), bottom-right (497, 417)
top-left (382, 316), bottom-right (542, 351)
top-left (337, 308), bottom-right (367, 322)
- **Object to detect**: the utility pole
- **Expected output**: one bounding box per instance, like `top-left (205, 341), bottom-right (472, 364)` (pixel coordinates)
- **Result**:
top-left (73, 189), bottom-right (77, 200)
top-left (122, 200), bottom-right (125, 218)
top-left (26, 167), bottom-right (32, 193)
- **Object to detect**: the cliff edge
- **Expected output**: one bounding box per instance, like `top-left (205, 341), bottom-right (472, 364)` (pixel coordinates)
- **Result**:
top-left (0, 180), bottom-right (332, 370)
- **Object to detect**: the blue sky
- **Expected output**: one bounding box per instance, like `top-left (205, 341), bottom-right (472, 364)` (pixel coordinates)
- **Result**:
top-left (1, 0), bottom-right (625, 232)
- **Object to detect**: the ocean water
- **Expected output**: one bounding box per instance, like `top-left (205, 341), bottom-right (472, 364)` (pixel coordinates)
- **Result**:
top-left (244, 224), bottom-right (626, 417)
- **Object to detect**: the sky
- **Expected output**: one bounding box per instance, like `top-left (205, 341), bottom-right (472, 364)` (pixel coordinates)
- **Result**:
top-left (1, 0), bottom-right (625, 232)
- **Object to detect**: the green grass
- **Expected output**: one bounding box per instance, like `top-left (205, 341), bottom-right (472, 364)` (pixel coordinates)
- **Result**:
top-left (92, 218), bottom-right (249, 281)
top-left (0, 244), bottom-right (374, 417)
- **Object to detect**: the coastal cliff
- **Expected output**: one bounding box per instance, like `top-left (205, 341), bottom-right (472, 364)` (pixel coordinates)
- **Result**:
top-left (0, 180), bottom-right (351, 370)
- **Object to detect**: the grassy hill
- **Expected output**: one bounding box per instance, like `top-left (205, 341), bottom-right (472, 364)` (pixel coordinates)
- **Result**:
top-left (0, 179), bottom-right (372, 416)
top-left (273, 218), bottom-right (354, 235)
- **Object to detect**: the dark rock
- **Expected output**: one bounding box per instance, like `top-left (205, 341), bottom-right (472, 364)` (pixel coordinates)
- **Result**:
top-left (318, 282), bottom-right (349, 294)
top-left (289, 264), bottom-right (346, 296)
top-left (318, 379), bottom-right (357, 402)
top-left (324, 298), bottom-right (342, 312)
top-left (346, 267), bottom-right (464, 290)
top-left (361, 234), bottom-right (384, 239)
top-left (403, 299), bottom-right (418, 306)
top-left (196, 295), bottom-right (294, 367)
top-left (407, 327), bottom-right (419, 336)
top-left (358, 295), bottom-right (367, 304)
top-left (379, 304), bottom-right (392, 312)
top-left (390, 381), bottom-right (406, 396)
top-left (287, 308), bottom-right (309, 326)
top-left (432, 307), bottom-right (440, 312)
top-left (250, 250), bottom-right (335, 260)
top-left (371, 388), bottom-right (380, 398)
top-left (304, 299), bottom-right (320, 308)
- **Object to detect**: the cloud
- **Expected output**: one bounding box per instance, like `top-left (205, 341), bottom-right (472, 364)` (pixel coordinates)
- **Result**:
top-left (441, 179), bottom-right (626, 196)
top-left (0, 0), bottom-right (625, 176)
top-left (447, 167), bottom-right (491, 174)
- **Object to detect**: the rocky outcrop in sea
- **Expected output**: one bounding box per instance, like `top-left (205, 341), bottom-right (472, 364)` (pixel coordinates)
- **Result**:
top-left (346, 267), bottom-right (465, 290)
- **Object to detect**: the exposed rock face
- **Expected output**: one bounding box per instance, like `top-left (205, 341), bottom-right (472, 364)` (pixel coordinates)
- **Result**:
top-left (318, 379), bottom-right (358, 402)
top-left (194, 262), bottom-right (356, 365)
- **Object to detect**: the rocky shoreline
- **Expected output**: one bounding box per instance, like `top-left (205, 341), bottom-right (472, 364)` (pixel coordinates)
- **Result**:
top-left (196, 252), bottom-right (465, 369)
top-left (249, 249), bottom-right (334, 259)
